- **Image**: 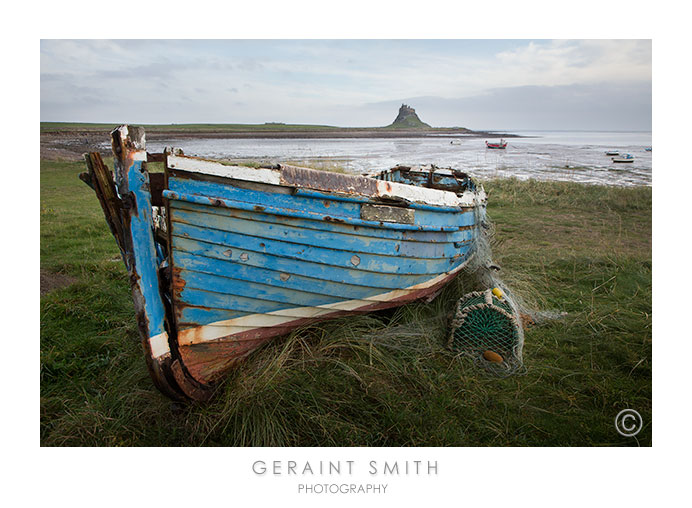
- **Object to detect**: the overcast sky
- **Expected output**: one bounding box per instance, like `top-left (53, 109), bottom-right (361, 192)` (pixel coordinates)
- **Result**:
top-left (40, 39), bottom-right (651, 131)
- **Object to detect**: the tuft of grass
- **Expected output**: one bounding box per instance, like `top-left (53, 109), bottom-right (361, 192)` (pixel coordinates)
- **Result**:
top-left (40, 162), bottom-right (651, 446)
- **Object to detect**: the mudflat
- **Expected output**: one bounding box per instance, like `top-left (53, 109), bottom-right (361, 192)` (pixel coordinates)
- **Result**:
top-left (40, 123), bottom-right (516, 161)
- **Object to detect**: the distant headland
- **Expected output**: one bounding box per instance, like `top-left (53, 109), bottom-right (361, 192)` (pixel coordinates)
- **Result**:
top-left (40, 104), bottom-right (519, 159)
top-left (388, 104), bottom-right (432, 129)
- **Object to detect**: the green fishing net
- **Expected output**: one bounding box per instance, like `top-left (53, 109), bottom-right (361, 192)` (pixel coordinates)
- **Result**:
top-left (448, 289), bottom-right (524, 374)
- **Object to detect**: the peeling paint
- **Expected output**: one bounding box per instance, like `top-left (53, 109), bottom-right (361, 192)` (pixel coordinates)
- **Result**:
top-left (361, 204), bottom-right (415, 224)
top-left (149, 331), bottom-right (170, 358)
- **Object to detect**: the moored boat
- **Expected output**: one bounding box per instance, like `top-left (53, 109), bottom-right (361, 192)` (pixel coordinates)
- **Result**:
top-left (81, 125), bottom-right (488, 400)
top-left (605, 150), bottom-right (619, 156)
top-left (612, 153), bottom-right (635, 163)
top-left (486, 139), bottom-right (507, 149)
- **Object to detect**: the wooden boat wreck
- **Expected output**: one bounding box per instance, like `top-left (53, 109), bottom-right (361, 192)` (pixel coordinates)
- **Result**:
top-left (81, 125), bottom-right (488, 401)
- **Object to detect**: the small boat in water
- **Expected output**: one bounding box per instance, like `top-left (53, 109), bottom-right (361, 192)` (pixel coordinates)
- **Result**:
top-left (605, 150), bottom-right (619, 156)
top-left (612, 153), bottom-right (635, 163)
top-left (81, 125), bottom-right (487, 400)
top-left (486, 139), bottom-right (507, 149)
top-left (644, 147), bottom-right (652, 152)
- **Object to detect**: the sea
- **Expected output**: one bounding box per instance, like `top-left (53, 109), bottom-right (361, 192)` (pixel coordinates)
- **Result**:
top-left (144, 130), bottom-right (652, 187)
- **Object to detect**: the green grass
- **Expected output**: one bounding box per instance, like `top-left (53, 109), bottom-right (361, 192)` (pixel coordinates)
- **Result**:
top-left (386, 116), bottom-right (432, 129)
top-left (40, 160), bottom-right (651, 446)
top-left (40, 122), bottom-right (471, 134)
top-left (40, 122), bottom-right (346, 133)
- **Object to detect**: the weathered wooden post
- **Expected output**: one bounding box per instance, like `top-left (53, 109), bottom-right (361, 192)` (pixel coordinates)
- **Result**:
top-left (110, 125), bottom-right (184, 400)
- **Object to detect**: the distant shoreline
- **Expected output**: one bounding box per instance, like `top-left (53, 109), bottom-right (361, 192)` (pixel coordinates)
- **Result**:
top-left (40, 123), bottom-right (652, 135)
top-left (40, 123), bottom-right (521, 161)
top-left (147, 129), bottom-right (520, 140)
top-left (41, 122), bottom-right (519, 137)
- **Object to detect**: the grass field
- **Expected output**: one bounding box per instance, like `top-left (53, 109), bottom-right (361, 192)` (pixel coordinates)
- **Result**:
top-left (40, 122), bottom-right (474, 135)
top-left (40, 158), bottom-right (651, 446)
top-left (40, 122), bottom-right (344, 133)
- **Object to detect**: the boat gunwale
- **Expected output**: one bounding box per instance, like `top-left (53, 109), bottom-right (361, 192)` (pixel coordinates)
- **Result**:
top-left (165, 153), bottom-right (486, 209)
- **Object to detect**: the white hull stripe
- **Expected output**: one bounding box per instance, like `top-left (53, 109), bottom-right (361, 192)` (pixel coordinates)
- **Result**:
top-left (149, 331), bottom-right (170, 358)
top-left (167, 155), bottom-right (281, 185)
top-left (178, 259), bottom-right (469, 346)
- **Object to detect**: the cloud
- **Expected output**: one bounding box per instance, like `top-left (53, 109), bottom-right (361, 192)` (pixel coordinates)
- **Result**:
top-left (364, 82), bottom-right (652, 130)
top-left (40, 39), bottom-right (651, 129)
top-left (491, 40), bottom-right (651, 87)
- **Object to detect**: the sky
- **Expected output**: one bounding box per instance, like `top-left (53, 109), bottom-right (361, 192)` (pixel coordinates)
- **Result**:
top-left (40, 39), bottom-right (652, 131)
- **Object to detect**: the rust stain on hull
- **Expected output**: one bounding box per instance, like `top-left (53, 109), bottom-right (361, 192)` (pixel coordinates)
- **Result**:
top-left (280, 164), bottom-right (378, 196)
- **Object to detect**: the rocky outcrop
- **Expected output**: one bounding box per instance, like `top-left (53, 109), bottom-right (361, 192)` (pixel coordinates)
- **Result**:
top-left (388, 104), bottom-right (431, 129)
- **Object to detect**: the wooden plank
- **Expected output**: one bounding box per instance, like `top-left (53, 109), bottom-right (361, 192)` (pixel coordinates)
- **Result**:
top-left (170, 207), bottom-right (470, 259)
top-left (175, 261), bottom-right (469, 350)
top-left (84, 152), bottom-right (126, 255)
top-left (171, 199), bottom-right (474, 244)
top-left (169, 223), bottom-right (463, 275)
top-left (170, 248), bottom-right (436, 292)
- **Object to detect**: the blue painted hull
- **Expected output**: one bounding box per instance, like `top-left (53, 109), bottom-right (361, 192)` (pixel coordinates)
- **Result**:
top-left (162, 165), bottom-right (484, 384)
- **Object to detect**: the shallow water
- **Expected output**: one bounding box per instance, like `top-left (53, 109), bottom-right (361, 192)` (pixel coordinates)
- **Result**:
top-left (144, 130), bottom-right (652, 187)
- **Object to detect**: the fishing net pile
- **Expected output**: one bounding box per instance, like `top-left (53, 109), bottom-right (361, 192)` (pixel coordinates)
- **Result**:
top-left (448, 193), bottom-right (527, 375)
